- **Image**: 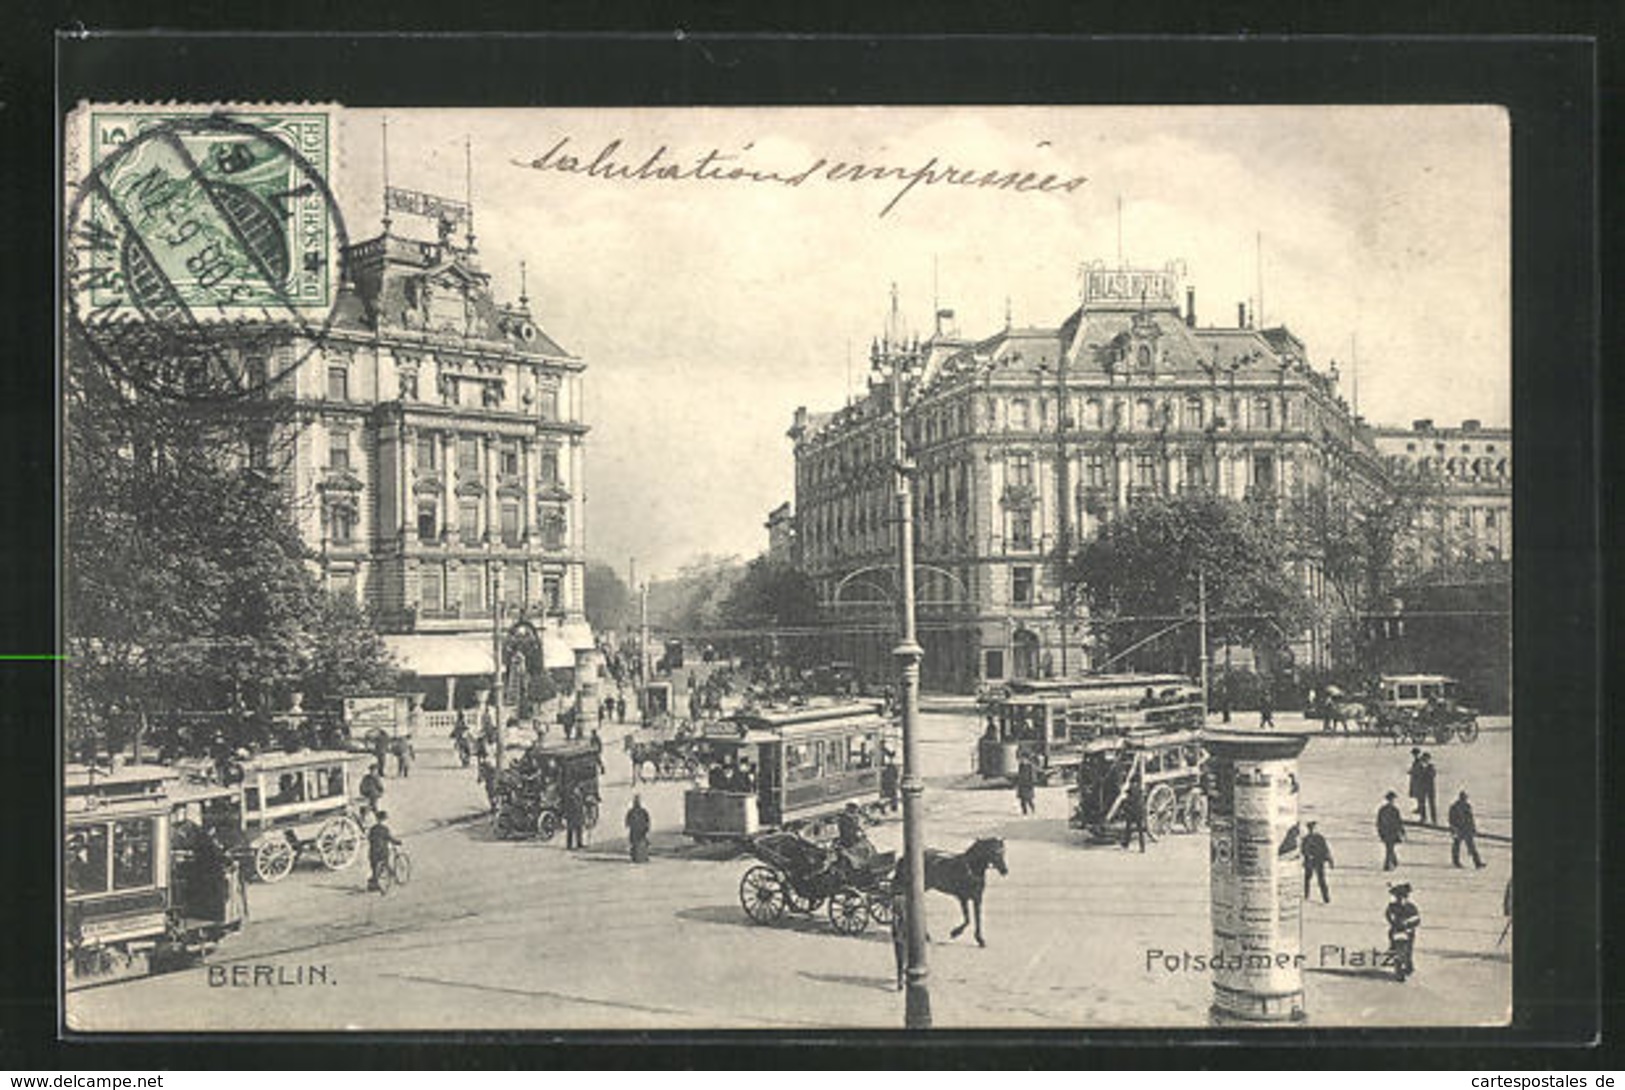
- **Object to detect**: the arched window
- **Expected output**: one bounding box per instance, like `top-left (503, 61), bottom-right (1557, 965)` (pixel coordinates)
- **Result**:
top-left (1085, 399), bottom-right (1104, 429)
top-left (1137, 345), bottom-right (1152, 370)
top-left (1135, 398), bottom-right (1155, 430)
top-left (1185, 396), bottom-right (1204, 430)
top-left (1254, 396), bottom-right (1273, 430)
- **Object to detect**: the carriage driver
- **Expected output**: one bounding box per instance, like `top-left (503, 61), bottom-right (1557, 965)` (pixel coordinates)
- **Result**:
top-left (835, 802), bottom-right (876, 871)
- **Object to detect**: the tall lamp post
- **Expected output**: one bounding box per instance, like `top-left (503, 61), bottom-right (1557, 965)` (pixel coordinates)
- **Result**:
top-left (871, 288), bottom-right (931, 1029)
top-left (490, 565), bottom-right (504, 778)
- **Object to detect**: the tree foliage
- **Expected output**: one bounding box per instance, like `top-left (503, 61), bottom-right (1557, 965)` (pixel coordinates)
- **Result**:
top-left (718, 555), bottom-right (820, 629)
top-left (64, 343), bottom-right (399, 757)
top-left (1070, 492), bottom-right (1311, 673)
top-left (583, 560), bottom-right (633, 632)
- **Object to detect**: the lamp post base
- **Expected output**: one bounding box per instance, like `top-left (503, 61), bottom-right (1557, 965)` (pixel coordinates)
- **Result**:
top-left (905, 974), bottom-right (933, 1029)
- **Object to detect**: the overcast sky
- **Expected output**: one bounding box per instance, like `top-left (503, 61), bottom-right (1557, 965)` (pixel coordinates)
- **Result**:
top-left (342, 106), bottom-right (1508, 580)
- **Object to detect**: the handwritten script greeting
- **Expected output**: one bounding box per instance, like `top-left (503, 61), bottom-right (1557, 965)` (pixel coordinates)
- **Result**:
top-left (513, 137), bottom-right (1088, 217)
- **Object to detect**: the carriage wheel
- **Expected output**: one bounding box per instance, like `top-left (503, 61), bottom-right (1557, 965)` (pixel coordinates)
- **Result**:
top-left (493, 804), bottom-right (520, 840)
top-left (536, 809), bottom-right (561, 842)
top-left (784, 886), bottom-right (824, 915)
top-left (638, 759), bottom-right (660, 784)
top-left (828, 888), bottom-right (870, 936)
top-left (582, 798), bottom-right (601, 830)
top-left (316, 817), bottom-right (362, 870)
top-left (1179, 791), bottom-right (1209, 833)
top-left (658, 752), bottom-right (681, 780)
top-left (739, 866), bottom-right (787, 924)
top-left (253, 835), bottom-right (296, 883)
top-left (1433, 724), bottom-right (1455, 745)
top-left (867, 886), bottom-right (895, 926)
top-left (1145, 784), bottom-right (1178, 838)
top-left (1456, 717), bottom-right (1480, 744)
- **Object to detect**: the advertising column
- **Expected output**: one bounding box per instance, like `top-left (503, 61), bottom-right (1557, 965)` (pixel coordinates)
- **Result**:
top-left (1204, 729), bottom-right (1310, 1024)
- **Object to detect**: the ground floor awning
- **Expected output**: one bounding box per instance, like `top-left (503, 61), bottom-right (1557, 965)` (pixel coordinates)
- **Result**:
top-left (540, 629), bottom-right (575, 669)
top-left (560, 620), bottom-right (596, 651)
top-left (384, 633), bottom-right (496, 678)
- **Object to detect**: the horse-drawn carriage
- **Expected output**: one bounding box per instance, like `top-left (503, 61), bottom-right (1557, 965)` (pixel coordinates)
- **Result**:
top-left (229, 750), bottom-right (371, 882)
top-left (684, 701), bottom-right (893, 841)
top-left (1069, 730), bottom-right (1209, 842)
top-left (65, 764), bottom-right (246, 987)
top-left (975, 674), bottom-right (1203, 783)
top-left (1313, 675), bottom-right (1480, 744)
top-left (492, 741), bottom-right (603, 840)
top-left (624, 721), bottom-right (701, 783)
top-left (737, 830), bottom-right (896, 935)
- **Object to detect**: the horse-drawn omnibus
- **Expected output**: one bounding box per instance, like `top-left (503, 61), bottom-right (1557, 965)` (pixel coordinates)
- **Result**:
top-left (975, 674), bottom-right (1203, 782)
top-left (228, 750), bottom-right (370, 882)
top-left (1068, 729), bottom-right (1209, 842)
top-left (684, 701), bottom-right (893, 841)
top-left (65, 765), bottom-right (245, 988)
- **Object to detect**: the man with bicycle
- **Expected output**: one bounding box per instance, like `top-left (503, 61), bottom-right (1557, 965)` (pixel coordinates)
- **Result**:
top-left (367, 809), bottom-right (402, 892)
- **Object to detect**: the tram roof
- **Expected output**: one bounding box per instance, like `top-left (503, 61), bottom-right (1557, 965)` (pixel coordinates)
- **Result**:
top-left (240, 748), bottom-right (368, 773)
top-left (717, 699), bottom-right (888, 734)
top-left (64, 762), bottom-right (174, 795)
top-left (1003, 673), bottom-right (1194, 694)
top-left (1380, 673), bottom-right (1458, 685)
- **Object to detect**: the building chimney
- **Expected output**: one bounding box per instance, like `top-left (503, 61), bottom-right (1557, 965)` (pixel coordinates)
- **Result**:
top-left (1238, 302), bottom-right (1247, 329)
top-left (1186, 287), bottom-right (1196, 328)
top-left (1462, 418), bottom-right (1481, 432)
top-left (1412, 418), bottom-right (1434, 432)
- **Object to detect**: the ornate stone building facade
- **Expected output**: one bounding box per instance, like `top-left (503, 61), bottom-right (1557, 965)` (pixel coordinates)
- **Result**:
top-left (1370, 418), bottom-right (1512, 567)
top-left (790, 263), bottom-right (1395, 692)
top-left (261, 219), bottom-right (592, 705)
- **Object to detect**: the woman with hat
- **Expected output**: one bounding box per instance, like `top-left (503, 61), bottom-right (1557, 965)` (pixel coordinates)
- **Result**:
top-left (1385, 883), bottom-right (1421, 981)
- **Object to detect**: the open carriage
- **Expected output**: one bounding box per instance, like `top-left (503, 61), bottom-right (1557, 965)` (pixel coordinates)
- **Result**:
top-left (624, 721), bottom-right (701, 783)
top-left (737, 830), bottom-right (896, 936)
top-left (65, 765), bottom-right (246, 988)
top-left (1069, 730), bottom-right (1209, 842)
top-left (492, 741), bottom-right (604, 841)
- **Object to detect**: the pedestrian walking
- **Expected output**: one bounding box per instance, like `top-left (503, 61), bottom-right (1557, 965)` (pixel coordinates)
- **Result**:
top-left (1376, 790), bottom-right (1406, 870)
top-left (359, 761), bottom-right (385, 821)
top-left (1217, 679), bottom-right (1232, 725)
top-left (563, 788), bottom-right (586, 851)
top-left (880, 757), bottom-right (900, 815)
top-left (1121, 772), bottom-right (1151, 852)
top-left (1418, 753), bottom-right (1439, 826)
top-left (392, 735), bottom-right (414, 778)
top-left (1301, 820), bottom-right (1333, 903)
top-left (1406, 748), bottom-right (1425, 821)
top-left (371, 731), bottom-right (390, 776)
top-left (625, 794), bottom-right (652, 863)
top-left (1258, 679), bottom-right (1275, 728)
top-left (616, 695), bottom-right (627, 723)
top-left (1448, 789), bottom-right (1486, 868)
top-left (1385, 883), bottom-right (1421, 982)
top-left (1015, 756), bottom-right (1037, 816)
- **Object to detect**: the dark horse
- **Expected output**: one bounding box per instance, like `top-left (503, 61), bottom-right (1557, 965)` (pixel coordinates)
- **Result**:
top-left (893, 837), bottom-right (1008, 947)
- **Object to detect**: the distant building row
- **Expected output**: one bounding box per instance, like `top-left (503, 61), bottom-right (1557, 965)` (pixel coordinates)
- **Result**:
top-left (785, 262), bottom-right (1509, 691)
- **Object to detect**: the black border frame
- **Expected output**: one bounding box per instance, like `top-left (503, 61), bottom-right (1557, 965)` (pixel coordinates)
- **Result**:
top-left (0, 28), bottom-right (1603, 1068)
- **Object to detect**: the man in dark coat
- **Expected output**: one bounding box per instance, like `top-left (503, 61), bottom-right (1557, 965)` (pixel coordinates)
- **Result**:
top-left (1121, 773), bottom-right (1150, 852)
top-left (1258, 679), bottom-right (1275, 728)
top-left (359, 762), bottom-right (385, 820)
top-left (367, 810), bottom-right (401, 892)
top-left (1301, 820), bottom-right (1333, 903)
top-left (1417, 753), bottom-right (1439, 825)
top-left (1448, 789), bottom-right (1486, 868)
top-left (562, 788), bottom-right (586, 851)
top-left (1406, 748), bottom-right (1426, 822)
top-left (1376, 791), bottom-right (1406, 870)
top-left (1015, 756), bottom-right (1038, 816)
top-left (880, 758), bottom-right (900, 814)
top-left (625, 794), bottom-right (652, 863)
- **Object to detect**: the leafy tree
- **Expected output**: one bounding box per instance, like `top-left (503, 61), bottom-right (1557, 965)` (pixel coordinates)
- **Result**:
top-left (583, 560), bottom-right (633, 632)
top-left (1070, 492), bottom-right (1311, 674)
top-left (719, 555), bottom-right (820, 629)
top-left (64, 341), bottom-right (398, 758)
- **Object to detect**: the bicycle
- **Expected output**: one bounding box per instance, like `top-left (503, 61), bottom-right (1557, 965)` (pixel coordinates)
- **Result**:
top-left (375, 843), bottom-right (412, 895)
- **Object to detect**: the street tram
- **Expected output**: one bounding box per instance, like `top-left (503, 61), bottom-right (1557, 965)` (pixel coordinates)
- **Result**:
top-left (975, 674), bottom-right (1203, 782)
top-left (683, 701), bottom-right (892, 841)
top-left (1068, 729), bottom-right (1210, 842)
top-left (65, 764), bottom-right (245, 988)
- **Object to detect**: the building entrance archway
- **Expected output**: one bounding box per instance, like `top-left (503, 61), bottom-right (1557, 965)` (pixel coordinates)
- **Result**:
top-left (1011, 628), bottom-right (1041, 680)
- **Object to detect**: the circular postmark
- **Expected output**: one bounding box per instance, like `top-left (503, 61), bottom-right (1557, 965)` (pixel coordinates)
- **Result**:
top-left (65, 111), bottom-right (349, 402)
